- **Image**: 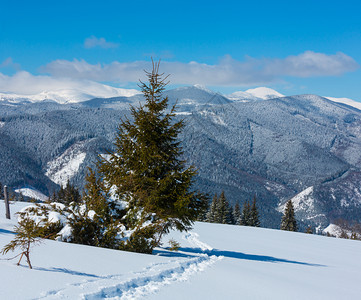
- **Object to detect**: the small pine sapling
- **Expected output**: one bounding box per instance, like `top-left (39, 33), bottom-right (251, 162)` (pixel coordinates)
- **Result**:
top-left (1, 217), bottom-right (44, 269)
top-left (168, 239), bottom-right (180, 251)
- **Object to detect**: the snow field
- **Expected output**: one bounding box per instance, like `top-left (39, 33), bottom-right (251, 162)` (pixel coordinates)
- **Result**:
top-left (2, 201), bottom-right (361, 299)
top-left (0, 201), bottom-right (221, 299)
top-left (150, 223), bottom-right (361, 300)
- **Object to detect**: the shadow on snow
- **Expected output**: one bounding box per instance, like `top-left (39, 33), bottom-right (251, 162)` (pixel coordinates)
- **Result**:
top-left (0, 228), bottom-right (15, 235)
top-left (155, 247), bottom-right (325, 267)
top-left (31, 266), bottom-right (103, 278)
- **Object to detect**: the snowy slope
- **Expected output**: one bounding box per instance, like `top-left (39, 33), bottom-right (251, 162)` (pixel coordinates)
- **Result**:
top-left (277, 186), bottom-right (327, 233)
top-left (1, 201), bottom-right (361, 299)
top-left (227, 87), bottom-right (361, 112)
top-left (14, 187), bottom-right (48, 201)
top-left (45, 142), bottom-right (87, 187)
top-left (325, 96), bottom-right (361, 111)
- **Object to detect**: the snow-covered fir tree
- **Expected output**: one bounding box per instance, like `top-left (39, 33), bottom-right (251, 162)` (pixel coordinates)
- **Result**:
top-left (97, 60), bottom-right (208, 252)
top-left (215, 191), bottom-right (233, 224)
top-left (281, 200), bottom-right (298, 231)
top-left (241, 201), bottom-right (251, 226)
top-left (68, 168), bottom-right (120, 248)
top-left (232, 202), bottom-right (241, 225)
top-left (206, 193), bottom-right (218, 223)
top-left (249, 196), bottom-right (261, 227)
top-left (206, 192), bottom-right (234, 224)
top-left (52, 180), bottom-right (81, 205)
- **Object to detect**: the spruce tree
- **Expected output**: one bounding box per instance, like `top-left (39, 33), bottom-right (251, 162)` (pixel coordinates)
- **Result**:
top-left (98, 60), bottom-right (208, 252)
top-left (196, 201), bottom-right (209, 222)
top-left (233, 202), bottom-right (241, 225)
top-left (206, 193), bottom-right (219, 223)
top-left (249, 196), bottom-right (261, 227)
top-left (215, 191), bottom-right (232, 224)
top-left (68, 168), bottom-right (120, 248)
top-left (280, 200), bottom-right (298, 231)
top-left (241, 201), bottom-right (251, 226)
top-left (56, 181), bottom-right (81, 205)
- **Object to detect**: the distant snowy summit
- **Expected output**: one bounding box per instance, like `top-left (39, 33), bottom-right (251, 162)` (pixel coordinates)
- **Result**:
top-left (227, 87), bottom-right (284, 101)
top-left (1, 83), bottom-right (361, 111)
top-left (0, 85), bottom-right (140, 104)
top-left (228, 87), bottom-right (361, 111)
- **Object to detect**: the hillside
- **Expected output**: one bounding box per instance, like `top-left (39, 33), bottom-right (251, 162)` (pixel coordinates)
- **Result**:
top-left (1, 86), bottom-right (361, 231)
top-left (1, 200), bottom-right (361, 299)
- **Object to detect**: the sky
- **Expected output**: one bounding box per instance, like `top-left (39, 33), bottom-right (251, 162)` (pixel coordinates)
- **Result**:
top-left (1, 0), bottom-right (361, 100)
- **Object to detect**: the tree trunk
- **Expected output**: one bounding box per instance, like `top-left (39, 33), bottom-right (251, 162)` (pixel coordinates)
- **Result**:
top-left (25, 242), bottom-right (32, 269)
top-left (17, 252), bottom-right (24, 266)
top-left (4, 186), bottom-right (10, 219)
top-left (25, 253), bottom-right (32, 269)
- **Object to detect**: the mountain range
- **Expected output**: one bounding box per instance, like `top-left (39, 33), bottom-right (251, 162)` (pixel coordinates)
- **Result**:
top-left (0, 85), bottom-right (361, 232)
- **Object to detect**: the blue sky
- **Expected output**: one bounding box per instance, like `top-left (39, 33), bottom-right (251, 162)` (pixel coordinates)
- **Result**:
top-left (1, 0), bottom-right (361, 100)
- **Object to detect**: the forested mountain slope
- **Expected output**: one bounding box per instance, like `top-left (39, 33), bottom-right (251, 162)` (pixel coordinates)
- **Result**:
top-left (1, 86), bottom-right (361, 230)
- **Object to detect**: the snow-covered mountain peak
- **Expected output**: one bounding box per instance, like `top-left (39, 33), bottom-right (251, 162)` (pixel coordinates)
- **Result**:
top-left (192, 84), bottom-right (216, 94)
top-left (0, 85), bottom-right (141, 104)
top-left (172, 85), bottom-right (215, 95)
top-left (227, 87), bottom-right (284, 102)
top-left (245, 87), bottom-right (284, 100)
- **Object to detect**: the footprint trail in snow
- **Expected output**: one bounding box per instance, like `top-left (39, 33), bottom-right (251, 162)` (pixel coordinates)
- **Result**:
top-left (182, 232), bottom-right (214, 251)
top-left (38, 232), bottom-right (222, 299)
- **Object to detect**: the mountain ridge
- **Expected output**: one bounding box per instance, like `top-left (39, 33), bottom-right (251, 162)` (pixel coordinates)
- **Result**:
top-left (1, 84), bottom-right (360, 111)
top-left (1, 87), bottom-right (361, 231)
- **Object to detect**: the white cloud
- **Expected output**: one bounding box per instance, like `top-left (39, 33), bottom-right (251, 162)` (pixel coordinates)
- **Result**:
top-left (41, 59), bottom-right (147, 82)
top-left (0, 71), bottom-right (138, 98)
top-left (0, 57), bottom-right (21, 71)
top-left (0, 71), bottom-right (85, 94)
top-left (262, 51), bottom-right (358, 77)
top-left (0, 51), bottom-right (357, 96)
top-left (41, 51), bottom-right (359, 87)
top-left (84, 36), bottom-right (119, 49)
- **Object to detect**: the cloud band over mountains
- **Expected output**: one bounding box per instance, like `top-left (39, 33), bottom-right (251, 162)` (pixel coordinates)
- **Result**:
top-left (41, 51), bottom-right (358, 86)
top-left (0, 51), bottom-right (358, 94)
